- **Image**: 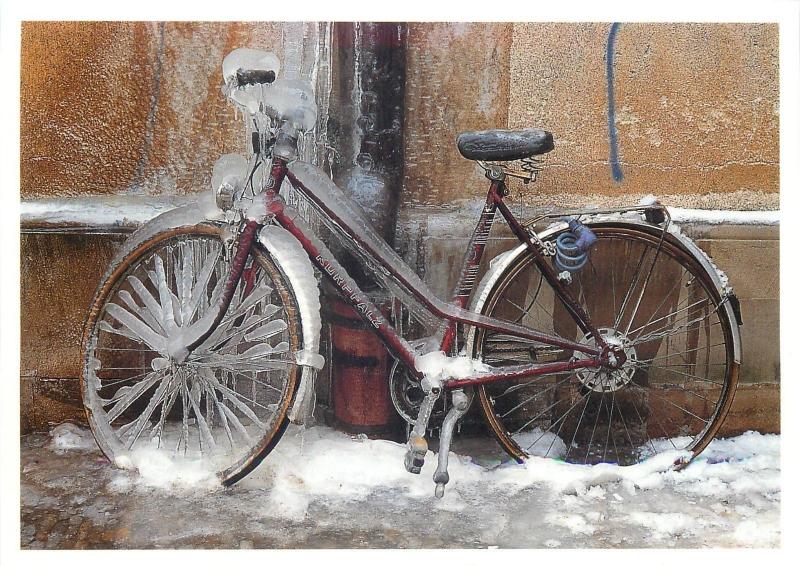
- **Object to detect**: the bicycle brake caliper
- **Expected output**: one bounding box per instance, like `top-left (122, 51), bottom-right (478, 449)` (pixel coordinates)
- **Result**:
top-left (404, 377), bottom-right (440, 475)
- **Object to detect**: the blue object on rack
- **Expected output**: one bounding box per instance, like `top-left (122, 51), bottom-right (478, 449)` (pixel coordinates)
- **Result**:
top-left (554, 219), bottom-right (598, 273)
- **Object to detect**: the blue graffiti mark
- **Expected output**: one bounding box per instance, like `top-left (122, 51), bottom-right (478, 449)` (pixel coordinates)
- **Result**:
top-left (606, 22), bottom-right (624, 183)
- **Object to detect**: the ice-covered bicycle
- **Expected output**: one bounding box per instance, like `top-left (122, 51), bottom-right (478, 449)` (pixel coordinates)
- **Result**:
top-left (81, 48), bottom-right (742, 497)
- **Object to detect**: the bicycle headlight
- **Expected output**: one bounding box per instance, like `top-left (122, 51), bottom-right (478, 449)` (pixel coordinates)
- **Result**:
top-left (211, 153), bottom-right (248, 211)
top-left (215, 180), bottom-right (237, 211)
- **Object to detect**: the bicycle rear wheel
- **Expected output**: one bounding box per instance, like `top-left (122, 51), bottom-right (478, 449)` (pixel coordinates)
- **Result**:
top-left (473, 223), bottom-right (738, 466)
top-left (81, 224), bottom-right (302, 486)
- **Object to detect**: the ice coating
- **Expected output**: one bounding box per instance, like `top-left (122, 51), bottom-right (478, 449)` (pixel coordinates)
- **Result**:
top-left (211, 153), bottom-right (249, 194)
top-left (257, 225), bottom-right (323, 369)
top-left (222, 48), bottom-right (280, 87)
top-left (287, 160), bottom-right (593, 353)
top-left (415, 351), bottom-right (490, 381)
top-left (261, 78), bottom-right (318, 131)
top-left (221, 48), bottom-right (318, 132)
top-left (666, 222), bottom-right (732, 294)
top-left (100, 192), bottom-right (225, 284)
top-left (90, 195), bottom-right (322, 368)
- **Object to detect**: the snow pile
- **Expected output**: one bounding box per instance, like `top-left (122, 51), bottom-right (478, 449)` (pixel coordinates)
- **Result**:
top-left (49, 421), bottom-right (780, 545)
top-left (238, 426), bottom-right (487, 520)
top-left (668, 208), bottom-right (779, 225)
top-left (112, 446), bottom-right (220, 492)
top-left (414, 350), bottom-right (491, 381)
top-left (512, 428), bottom-right (568, 458)
top-left (625, 511), bottom-right (708, 540)
top-left (49, 423), bottom-right (97, 452)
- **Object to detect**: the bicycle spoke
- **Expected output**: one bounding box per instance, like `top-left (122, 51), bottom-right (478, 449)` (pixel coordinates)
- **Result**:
top-left (124, 372), bottom-right (175, 450)
top-left (614, 394), bottom-right (637, 454)
top-left (602, 390), bottom-right (620, 462)
top-left (187, 379), bottom-right (217, 454)
top-left (118, 290), bottom-right (165, 335)
top-left (613, 246), bottom-right (649, 330)
top-left (631, 362), bottom-right (723, 393)
top-left (203, 377), bottom-right (268, 429)
top-left (523, 386), bottom-right (594, 454)
top-left (107, 370), bottom-right (165, 422)
top-left (631, 308), bottom-right (720, 346)
top-left (627, 381), bottom-right (710, 423)
top-left (500, 374), bottom-right (574, 418)
top-left (563, 391), bottom-right (592, 462)
top-left (97, 369), bottom-right (153, 393)
top-left (628, 296), bottom-right (711, 340)
top-left (584, 392), bottom-right (605, 464)
top-left (104, 304), bottom-right (166, 353)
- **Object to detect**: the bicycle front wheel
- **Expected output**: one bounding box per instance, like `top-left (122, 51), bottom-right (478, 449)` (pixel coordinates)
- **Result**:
top-left (81, 224), bottom-right (302, 486)
top-left (473, 223), bottom-right (738, 466)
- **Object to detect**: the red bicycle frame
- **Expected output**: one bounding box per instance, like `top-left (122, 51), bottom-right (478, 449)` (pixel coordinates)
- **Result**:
top-left (200, 157), bottom-right (614, 391)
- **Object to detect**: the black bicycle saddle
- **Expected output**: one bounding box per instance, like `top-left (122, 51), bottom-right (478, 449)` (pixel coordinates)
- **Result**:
top-left (456, 128), bottom-right (554, 161)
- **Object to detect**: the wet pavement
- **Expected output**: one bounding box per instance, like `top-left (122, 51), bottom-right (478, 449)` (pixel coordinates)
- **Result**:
top-left (20, 426), bottom-right (780, 549)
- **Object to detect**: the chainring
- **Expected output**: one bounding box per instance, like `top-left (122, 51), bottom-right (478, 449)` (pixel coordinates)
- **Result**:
top-left (388, 359), bottom-right (474, 428)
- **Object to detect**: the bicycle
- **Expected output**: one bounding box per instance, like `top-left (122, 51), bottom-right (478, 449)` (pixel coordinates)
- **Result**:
top-left (80, 47), bottom-right (742, 497)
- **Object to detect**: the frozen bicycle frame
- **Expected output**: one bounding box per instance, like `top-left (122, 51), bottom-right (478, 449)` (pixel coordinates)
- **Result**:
top-left (81, 48), bottom-right (742, 498)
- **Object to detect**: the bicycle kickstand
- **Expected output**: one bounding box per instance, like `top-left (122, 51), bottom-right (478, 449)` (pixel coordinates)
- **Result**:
top-left (432, 389), bottom-right (469, 498)
top-left (404, 378), bottom-right (440, 475)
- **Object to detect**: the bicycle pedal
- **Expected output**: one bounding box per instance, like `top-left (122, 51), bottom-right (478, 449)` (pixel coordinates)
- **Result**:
top-left (404, 451), bottom-right (425, 474)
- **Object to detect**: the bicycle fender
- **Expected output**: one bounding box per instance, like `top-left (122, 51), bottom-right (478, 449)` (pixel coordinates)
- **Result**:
top-left (465, 216), bottom-right (741, 364)
top-left (258, 225), bottom-right (324, 425)
top-left (97, 193), bottom-right (226, 286)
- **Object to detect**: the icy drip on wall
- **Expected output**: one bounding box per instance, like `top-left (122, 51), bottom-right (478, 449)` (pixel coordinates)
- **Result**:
top-left (328, 23), bottom-right (407, 245)
top-left (281, 22), bottom-right (333, 166)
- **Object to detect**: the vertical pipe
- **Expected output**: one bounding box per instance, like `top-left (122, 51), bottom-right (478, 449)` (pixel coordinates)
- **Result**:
top-left (324, 23), bottom-right (408, 437)
top-left (328, 22), bottom-right (407, 246)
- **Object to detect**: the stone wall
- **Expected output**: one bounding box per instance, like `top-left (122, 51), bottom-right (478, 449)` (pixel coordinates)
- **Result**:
top-left (20, 21), bottom-right (779, 433)
top-left (401, 22), bottom-right (778, 208)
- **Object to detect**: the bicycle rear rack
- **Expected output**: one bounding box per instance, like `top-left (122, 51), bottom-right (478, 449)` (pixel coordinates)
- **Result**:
top-left (522, 202), bottom-right (672, 230)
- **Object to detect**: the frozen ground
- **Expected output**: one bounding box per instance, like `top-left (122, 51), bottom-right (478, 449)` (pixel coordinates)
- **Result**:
top-left (20, 423), bottom-right (780, 549)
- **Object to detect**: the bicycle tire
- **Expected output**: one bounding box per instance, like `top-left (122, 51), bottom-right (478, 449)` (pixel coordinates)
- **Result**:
top-left (80, 223), bottom-right (302, 486)
top-left (473, 222), bottom-right (739, 466)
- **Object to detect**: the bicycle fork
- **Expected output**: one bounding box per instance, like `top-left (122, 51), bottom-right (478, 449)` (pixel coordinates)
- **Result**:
top-left (403, 378), bottom-right (470, 498)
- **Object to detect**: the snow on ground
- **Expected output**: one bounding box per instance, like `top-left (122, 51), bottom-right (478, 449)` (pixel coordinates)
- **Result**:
top-left (49, 423), bottom-right (98, 452)
top-left (23, 423), bottom-right (780, 548)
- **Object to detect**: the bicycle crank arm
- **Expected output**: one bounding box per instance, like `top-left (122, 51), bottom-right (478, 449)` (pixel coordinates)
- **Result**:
top-left (432, 389), bottom-right (470, 498)
top-left (404, 380), bottom-right (441, 475)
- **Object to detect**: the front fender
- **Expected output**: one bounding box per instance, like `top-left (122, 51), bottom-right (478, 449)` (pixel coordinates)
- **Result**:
top-left (258, 225), bottom-right (324, 425)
